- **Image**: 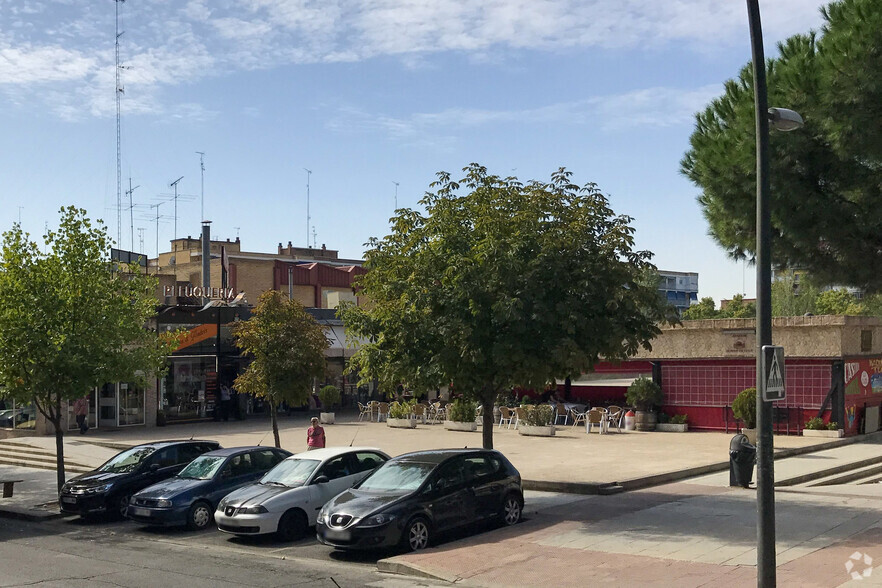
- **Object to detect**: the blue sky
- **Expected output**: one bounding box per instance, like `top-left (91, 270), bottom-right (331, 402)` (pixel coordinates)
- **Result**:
top-left (1, 0), bottom-right (827, 304)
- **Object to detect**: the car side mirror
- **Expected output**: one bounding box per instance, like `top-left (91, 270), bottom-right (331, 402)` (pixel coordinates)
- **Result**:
top-left (313, 475), bottom-right (330, 484)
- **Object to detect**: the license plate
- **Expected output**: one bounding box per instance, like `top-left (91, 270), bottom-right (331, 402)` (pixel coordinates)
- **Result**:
top-left (61, 496), bottom-right (77, 504)
top-left (325, 529), bottom-right (351, 541)
top-left (131, 507), bottom-right (151, 517)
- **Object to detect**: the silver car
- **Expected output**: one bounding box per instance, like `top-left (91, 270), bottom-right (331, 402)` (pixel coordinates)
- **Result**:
top-left (215, 446), bottom-right (389, 541)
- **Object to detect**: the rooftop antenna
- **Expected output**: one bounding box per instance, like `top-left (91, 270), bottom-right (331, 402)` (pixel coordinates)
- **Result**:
top-left (392, 181), bottom-right (399, 210)
top-left (137, 227), bottom-right (145, 254)
top-left (196, 151), bottom-right (205, 222)
top-left (312, 225), bottom-right (317, 249)
top-left (126, 178), bottom-right (139, 251)
top-left (149, 201), bottom-right (164, 257)
top-left (349, 428), bottom-right (359, 447)
top-left (169, 176), bottom-right (184, 241)
top-left (115, 0), bottom-right (126, 247)
top-left (304, 168), bottom-right (312, 247)
top-left (17, 206), bottom-right (23, 225)
top-left (234, 226), bottom-right (240, 239)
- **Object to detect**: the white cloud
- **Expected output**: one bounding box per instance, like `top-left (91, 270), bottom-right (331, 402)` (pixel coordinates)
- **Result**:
top-left (0, 0), bottom-right (826, 120)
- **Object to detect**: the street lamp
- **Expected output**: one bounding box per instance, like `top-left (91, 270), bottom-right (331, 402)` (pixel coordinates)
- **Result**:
top-left (746, 1), bottom-right (804, 586)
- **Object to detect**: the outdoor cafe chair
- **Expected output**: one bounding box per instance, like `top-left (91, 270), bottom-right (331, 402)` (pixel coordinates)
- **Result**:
top-left (586, 408), bottom-right (606, 434)
top-left (411, 403), bottom-right (428, 424)
top-left (376, 402), bottom-right (389, 422)
top-left (430, 402), bottom-right (447, 424)
top-left (513, 406), bottom-right (528, 429)
top-left (606, 405), bottom-right (624, 433)
top-left (498, 406), bottom-right (515, 429)
top-left (570, 406), bottom-right (587, 428)
top-left (553, 402), bottom-right (569, 425)
top-left (357, 402), bottom-right (373, 422)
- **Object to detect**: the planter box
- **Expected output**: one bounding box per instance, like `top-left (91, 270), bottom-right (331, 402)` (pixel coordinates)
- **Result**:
top-left (656, 423), bottom-right (688, 432)
top-left (444, 421), bottom-right (477, 432)
top-left (802, 428), bottom-right (844, 438)
top-left (387, 418), bottom-right (416, 429)
top-left (518, 425), bottom-right (555, 437)
top-left (319, 412), bottom-right (335, 425)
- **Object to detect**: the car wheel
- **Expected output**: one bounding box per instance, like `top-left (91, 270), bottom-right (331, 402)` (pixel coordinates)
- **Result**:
top-left (187, 501), bottom-right (214, 530)
top-left (276, 509), bottom-right (307, 542)
top-left (402, 517), bottom-right (431, 552)
top-left (501, 493), bottom-right (522, 526)
top-left (116, 494), bottom-right (131, 519)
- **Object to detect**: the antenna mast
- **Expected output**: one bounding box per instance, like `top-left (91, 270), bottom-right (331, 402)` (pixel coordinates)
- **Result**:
top-left (393, 181), bottom-right (399, 210)
top-left (115, 0), bottom-right (126, 246)
top-left (126, 178), bottom-right (139, 251)
top-left (137, 227), bottom-right (145, 254)
top-left (196, 151), bottom-right (205, 222)
top-left (304, 168), bottom-right (312, 247)
top-left (170, 176), bottom-right (184, 241)
top-left (150, 202), bottom-right (163, 258)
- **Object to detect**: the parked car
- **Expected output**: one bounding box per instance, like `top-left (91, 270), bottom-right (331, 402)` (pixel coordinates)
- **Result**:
top-left (316, 448), bottom-right (523, 551)
top-left (126, 446), bottom-right (291, 530)
top-left (59, 440), bottom-right (220, 518)
top-left (215, 447), bottom-right (390, 541)
top-left (0, 407), bottom-right (35, 428)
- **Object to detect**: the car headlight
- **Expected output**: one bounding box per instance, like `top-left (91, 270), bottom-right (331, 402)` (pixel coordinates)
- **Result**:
top-left (316, 507), bottom-right (328, 525)
top-left (217, 499), bottom-right (228, 510)
top-left (356, 513), bottom-right (395, 528)
top-left (86, 484), bottom-right (113, 494)
top-left (155, 499), bottom-right (173, 508)
top-left (239, 505), bottom-right (267, 515)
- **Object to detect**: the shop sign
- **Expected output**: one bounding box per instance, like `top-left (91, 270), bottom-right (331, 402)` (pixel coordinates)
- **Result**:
top-left (176, 324), bottom-right (219, 350)
top-left (164, 285), bottom-right (235, 300)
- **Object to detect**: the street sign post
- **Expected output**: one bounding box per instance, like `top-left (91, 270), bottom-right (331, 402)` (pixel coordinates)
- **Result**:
top-left (762, 345), bottom-right (786, 402)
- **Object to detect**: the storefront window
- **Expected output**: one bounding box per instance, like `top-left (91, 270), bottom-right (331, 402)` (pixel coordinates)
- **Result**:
top-left (0, 399), bottom-right (37, 430)
top-left (118, 382), bottom-right (145, 426)
top-left (163, 356), bottom-right (218, 421)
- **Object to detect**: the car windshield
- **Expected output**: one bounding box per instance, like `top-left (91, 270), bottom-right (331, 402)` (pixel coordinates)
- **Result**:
top-left (178, 456), bottom-right (225, 480)
top-left (260, 458), bottom-right (319, 487)
top-left (97, 447), bottom-right (155, 474)
top-left (358, 461), bottom-right (435, 492)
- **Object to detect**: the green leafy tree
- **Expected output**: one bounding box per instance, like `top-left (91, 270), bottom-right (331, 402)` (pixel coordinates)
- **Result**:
top-left (771, 274), bottom-right (820, 317)
top-left (681, 0), bottom-right (882, 291)
top-left (815, 288), bottom-right (863, 315)
top-left (0, 208), bottom-right (173, 492)
top-left (339, 165), bottom-right (672, 449)
top-left (719, 294), bottom-right (756, 319)
top-left (232, 290), bottom-right (328, 448)
top-left (681, 297), bottom-right (718, 320)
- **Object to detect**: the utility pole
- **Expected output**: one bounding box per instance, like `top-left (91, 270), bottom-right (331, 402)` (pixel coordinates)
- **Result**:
top-left (169, 176), bottom-right (184, 241)
top-left (196, 151), bottom-right (205, 222)
top-left (304, 168), bottom-right (312, 248)
top-left (126, 178), bottom-right (139, 251)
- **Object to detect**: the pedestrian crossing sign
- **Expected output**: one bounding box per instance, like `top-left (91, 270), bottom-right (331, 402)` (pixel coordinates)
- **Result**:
top-left (762, 345), bottom-right (786, 401)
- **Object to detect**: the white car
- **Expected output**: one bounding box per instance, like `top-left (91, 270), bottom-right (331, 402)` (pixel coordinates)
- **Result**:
top-left (215, 446), bottom-right (390, 540)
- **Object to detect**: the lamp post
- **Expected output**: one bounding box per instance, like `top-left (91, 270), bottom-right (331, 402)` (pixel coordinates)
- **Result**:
top-left (746, 1), bottom-right (804, 586)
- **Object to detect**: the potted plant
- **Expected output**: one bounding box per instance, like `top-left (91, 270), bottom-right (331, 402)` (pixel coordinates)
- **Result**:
top-left (318, 385), bottom-right (340, 425)
top-left (625, 377), bottom-right (664, 431)
top-left (518, 405), bottom-right (555, 437)
top-left (732, 387), bottom-right (757, 443)
top-left (387, 399), bottom-right (417, 429)
top-left (444, 399), bottom-right (478, 432)
top-left (656, 413), bottom-right (688, 432)
top-left (802, 417), bottom-right (844, 438)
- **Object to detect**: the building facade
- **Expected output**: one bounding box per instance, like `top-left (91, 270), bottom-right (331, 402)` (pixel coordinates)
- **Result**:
top-left (658, 270), bottom-right (699, 313)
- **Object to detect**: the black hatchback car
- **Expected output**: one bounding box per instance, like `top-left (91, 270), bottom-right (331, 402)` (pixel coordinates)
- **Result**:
top-left (316, 448), bottom-right (523, 551)
top-left (59, 440), bottom-right (220, 518)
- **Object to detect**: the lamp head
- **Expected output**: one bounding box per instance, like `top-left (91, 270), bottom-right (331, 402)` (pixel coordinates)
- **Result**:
top-left (768, 107), bottom-right (804, 132)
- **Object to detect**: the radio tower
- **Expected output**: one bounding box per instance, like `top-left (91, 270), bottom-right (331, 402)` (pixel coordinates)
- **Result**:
top-left (115, 0), bottom-right (126, 246)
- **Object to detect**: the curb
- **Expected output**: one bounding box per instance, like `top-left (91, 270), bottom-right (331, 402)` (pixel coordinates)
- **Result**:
top-left (377, 558), bottom-right (459, 584)
top-left (0, 505), bottom-right (67, 522)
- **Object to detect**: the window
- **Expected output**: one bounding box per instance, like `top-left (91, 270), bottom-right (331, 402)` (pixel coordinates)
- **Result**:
top-left (463, 456), bottom-right (493, 481)
top-left (352, 452), bottom-right (386, 474)
top-left (862, 330), bottom-right (873, 352)
top-left (229, 453), bottom-right (254, 476)
top-left (431, 458), bottom-right (466, 491)
top-left (317, 455), bottom-right (350, 481)
top-left (178, 444), bottom-right (207, 465)
top-left (251, 449), bottom-right (286, 471)
top-left (153, 447), bottom-right (179, 469)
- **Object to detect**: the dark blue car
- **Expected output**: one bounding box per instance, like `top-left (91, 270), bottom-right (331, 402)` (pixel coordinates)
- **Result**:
top-left (126, 446), bottom-right (291, 530)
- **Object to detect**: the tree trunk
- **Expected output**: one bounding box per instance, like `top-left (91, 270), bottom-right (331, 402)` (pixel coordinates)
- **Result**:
top-left (53, 396), bottom-right (65, 494)
top-left (270, 402), bottom-right (281, 448)
top-left (481, 397), bottom-right (495, 450)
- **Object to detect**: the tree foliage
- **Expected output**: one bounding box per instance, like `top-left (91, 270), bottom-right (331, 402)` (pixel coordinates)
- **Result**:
top-left (0, 208), bottom-right (173, 491)
top-left (339, 164), bottom-right (673, 449)
top-left (232, 290), bottom-right (328, 448)
top-left (681, 297), bottom-right (717, 320)
top-left (681, 0), bottom-right (882, 292)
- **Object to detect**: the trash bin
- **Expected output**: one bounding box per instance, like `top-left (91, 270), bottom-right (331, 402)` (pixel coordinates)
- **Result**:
top-left (729, 433), bottom-right (756, 488)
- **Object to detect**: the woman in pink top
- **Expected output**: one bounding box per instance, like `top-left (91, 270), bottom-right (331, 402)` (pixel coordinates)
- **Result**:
top-left (307, 417), bottom-right (326, 450)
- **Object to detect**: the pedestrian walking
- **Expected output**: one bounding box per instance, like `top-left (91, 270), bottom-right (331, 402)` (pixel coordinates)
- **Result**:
top-left (306, 417), bottom-right (325, 450)
top-left (73, 395), bottom-right (89, 434)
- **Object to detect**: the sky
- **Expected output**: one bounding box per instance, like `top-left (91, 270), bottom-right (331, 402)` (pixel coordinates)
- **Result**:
top-left (0, 0), bottom-right (829, 305)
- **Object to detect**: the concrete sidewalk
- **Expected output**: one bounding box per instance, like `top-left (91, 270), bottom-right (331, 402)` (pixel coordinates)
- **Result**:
top-left (379, 481), bottom-right (882, 587)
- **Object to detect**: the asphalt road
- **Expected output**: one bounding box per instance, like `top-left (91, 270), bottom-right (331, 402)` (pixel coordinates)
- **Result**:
top-left (0, 514), bottom-right (451, 588)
